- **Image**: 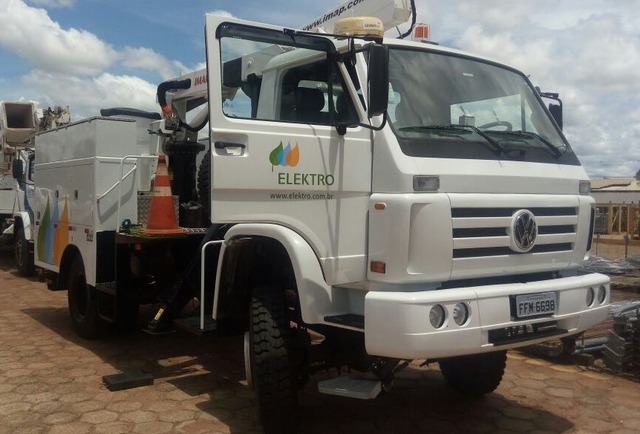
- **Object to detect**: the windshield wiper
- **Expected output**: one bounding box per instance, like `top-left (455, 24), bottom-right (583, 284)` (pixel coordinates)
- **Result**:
top-left (399, 125), bottom-right (505, 154)
top-left (488, 130), bottom-right (563, 157)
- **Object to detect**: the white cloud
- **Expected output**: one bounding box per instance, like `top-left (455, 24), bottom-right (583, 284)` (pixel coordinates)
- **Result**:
top-left (0, 0), bottom-right (198, 120)
top-left (425, 1), bottom-right (640, 178)
top-left (0, 1), bottom-right (193, 80)
top-left (28, 0), bottom-right (75, 7)
top-left (207, 10), bottom-right (234, 18)
top-left (0, 0), bottom-right (118, 76)
top-left (23, 71), bottom-right (159, 119)
top-left (121, 47), bottom-right (190, 80)
top-left (1, 0), bottom-right (638, 178)
top-left (560, 15), bottom-right (640, 93)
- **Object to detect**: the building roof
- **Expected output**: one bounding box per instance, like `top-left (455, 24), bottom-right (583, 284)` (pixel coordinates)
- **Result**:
top-left (591, 178), bottom-right (640, 191)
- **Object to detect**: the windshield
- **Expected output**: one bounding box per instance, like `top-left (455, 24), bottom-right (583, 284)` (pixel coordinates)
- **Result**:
top-left (387, 48), bottom-right (578, 164)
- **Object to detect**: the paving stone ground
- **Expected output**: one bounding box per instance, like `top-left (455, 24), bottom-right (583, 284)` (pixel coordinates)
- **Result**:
top-left (1, 244), bottom-right (639, 434)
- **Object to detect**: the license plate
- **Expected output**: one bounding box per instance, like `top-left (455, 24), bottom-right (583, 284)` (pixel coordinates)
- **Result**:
top-left (515, 292), bottom-right (557, 318)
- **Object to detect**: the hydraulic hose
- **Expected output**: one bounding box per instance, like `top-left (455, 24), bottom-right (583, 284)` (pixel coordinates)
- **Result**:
top-left (156, 79), bottom-right (191, 117)
top-left (398, 0), bottom-right (417, 39)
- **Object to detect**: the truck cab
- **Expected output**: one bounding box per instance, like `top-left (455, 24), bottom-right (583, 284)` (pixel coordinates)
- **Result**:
top-left (198, 14), bottom-right (610, 431)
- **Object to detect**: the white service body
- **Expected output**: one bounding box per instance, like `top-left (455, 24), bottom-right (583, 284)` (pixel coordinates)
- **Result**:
top-left (32, 118), bottom-right (143, 283)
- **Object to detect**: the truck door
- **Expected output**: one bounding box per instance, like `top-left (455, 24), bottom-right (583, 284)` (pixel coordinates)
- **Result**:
top-left (205, 15), bottom-right (372, 285)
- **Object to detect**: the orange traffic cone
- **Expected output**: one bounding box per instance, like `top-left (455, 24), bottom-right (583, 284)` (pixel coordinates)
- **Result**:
top-left (142, 155), bottom-right (186, 235)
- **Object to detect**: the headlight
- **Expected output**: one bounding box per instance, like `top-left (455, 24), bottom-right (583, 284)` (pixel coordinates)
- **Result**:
top-left (597, 285), bottom-right (607, 304)
top-left (429, 304), bottom-right (446, 329)
top-left (586, 287), bottom-right (595, 307)
top-left (452, 303), bottom-right (469, 326)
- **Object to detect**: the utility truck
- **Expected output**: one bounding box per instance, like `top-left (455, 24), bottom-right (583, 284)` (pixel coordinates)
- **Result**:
top-left (0, 101), bottom-right (38, 274)
top-left (31, 0), bottom-right (610, 432)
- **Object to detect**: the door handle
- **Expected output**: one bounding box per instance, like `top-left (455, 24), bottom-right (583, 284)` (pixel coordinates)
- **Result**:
top-left (214, 141), bottom-right (246, 149)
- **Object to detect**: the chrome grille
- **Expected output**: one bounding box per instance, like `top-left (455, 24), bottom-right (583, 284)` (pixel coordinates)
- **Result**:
top-left (451, 206), bottom-right (577, 259)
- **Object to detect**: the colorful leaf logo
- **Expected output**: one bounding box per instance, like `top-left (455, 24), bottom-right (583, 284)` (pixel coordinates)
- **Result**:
top-left (269, 142), bottom-right (284, 166)
top-left (269, 142), bottom-right (299, 167)
top-left (286, 143), bottom-right (299, 166)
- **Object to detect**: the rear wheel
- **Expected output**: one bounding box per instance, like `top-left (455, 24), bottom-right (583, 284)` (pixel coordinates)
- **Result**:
top-left (439, 350), bottom-right (507, 396)
top-left (68, 255), bottom-right (108, 339)
top-left (15, 226), bottom-right (35, 277)
top-left (248, 286), bottom-right (300, 434)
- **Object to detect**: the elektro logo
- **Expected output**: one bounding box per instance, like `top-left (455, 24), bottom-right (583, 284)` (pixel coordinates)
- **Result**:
top-left (269, 142), bottom-right (299, 167)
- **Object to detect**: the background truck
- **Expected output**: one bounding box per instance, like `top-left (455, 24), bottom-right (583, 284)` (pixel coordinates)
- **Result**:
top-left (0, 101), bottom-right (37, 273)
top-left (30, 1), bottom-right (610, 432)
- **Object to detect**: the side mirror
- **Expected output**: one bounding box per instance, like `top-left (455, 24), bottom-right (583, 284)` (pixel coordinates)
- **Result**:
top-left (367, 44), bottom-right (389, 118)
top-left (548, 103), bottom-right (563, 130)
top-left (12, 159), bottom-right (24, 180)
top-left (538, 89), bottom-right (563, 131)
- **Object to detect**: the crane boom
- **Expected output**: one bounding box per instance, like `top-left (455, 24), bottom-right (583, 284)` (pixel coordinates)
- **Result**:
top-left (302, 0), bottom-right (412, 33)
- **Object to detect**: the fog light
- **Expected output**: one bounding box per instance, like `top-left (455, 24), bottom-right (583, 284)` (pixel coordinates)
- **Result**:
top-left (597, 285), bottom-right (606, 304)
top-left (586, 287), bottom-right (595, 307)
top-left (429, 304), bottom-right (446, 329)
top-left (452, 302), bottom-right (469, 326)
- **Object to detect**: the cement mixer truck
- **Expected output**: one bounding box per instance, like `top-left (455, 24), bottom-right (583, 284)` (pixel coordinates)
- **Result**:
top-left (30, 0), bottom-right (610, 432)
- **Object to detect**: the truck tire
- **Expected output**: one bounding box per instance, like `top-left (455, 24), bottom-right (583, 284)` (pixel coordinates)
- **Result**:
top-left (439, 350), bottom-right (507, 396)
top-left (196, 151), bottom-right (211, 224)
top-left (68, 255), bottom-right (108, 339)
top-left (15, 226), bottom-right (35, 277)
top-left (249, 286), bottom-right (299, 434)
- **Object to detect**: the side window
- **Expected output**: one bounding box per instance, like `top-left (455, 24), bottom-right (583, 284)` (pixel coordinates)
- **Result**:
top-left (219, 24), bottom-right (357, 125)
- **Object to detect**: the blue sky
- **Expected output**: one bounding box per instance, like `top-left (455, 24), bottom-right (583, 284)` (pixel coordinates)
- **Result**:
top-left (1, 0), bottom-right (639, 178)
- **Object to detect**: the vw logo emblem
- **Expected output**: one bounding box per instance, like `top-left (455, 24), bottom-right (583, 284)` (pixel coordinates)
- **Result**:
top-left (510, 209), bottom-right (538, 253)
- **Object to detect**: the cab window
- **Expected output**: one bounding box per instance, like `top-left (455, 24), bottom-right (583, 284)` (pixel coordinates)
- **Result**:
top-left (219, 23), bottom-right (357, 125)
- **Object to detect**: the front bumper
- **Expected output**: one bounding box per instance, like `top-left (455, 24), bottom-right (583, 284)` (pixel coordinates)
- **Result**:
top-left (364, 272), bottom-right (610, 359)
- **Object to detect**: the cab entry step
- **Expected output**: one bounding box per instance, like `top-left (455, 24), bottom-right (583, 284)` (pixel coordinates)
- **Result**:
top-left (172, 316), bottom-right (217, 335)
top-left (318, 376), bottom-right (381, 400)
top-left (323, 314), bottom-right (364, 329)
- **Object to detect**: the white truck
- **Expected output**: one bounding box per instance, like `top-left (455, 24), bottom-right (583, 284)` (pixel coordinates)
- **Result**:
top-left (0, 101), bottom-right (38, 275)
top-left (32, 1), bottom-right (610, 432)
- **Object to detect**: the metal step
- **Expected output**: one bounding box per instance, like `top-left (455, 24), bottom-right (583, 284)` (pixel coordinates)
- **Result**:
top-left (324, 313), bottom-right (364, 329)
top-left (317, 376), bottom-right (381, 400)
top-left (172, 316), bottom-right (217, 336)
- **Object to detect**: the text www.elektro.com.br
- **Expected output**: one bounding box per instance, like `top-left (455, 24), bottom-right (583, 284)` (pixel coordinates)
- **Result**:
top-left (269, 192), bottom-right (334, 200)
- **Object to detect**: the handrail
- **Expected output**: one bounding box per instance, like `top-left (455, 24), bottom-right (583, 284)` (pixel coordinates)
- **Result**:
top-left (96, 166), bottom-right (137, 202)
top-left (200, 240), bottom-right (224, 330)
top-left (116, 155), bottom-right (158, 232)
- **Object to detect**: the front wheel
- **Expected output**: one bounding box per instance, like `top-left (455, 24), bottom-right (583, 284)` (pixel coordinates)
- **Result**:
top-left (68, 255), bottom-right (108, 339)
top-left (439, 350), bottom-right (507, 396)
top-left (15, 226), bottom-right (35, 277)
top-left (248, 286), bottom-right (299, 434)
